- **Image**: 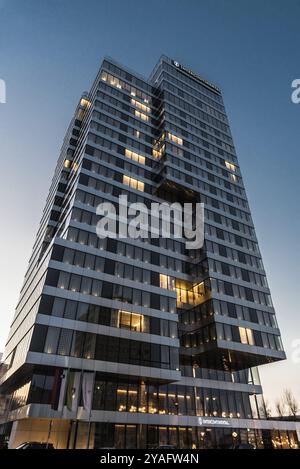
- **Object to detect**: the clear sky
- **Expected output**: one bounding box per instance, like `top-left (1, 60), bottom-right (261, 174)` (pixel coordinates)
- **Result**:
top-left (0, 0), bottom-right (299, 413)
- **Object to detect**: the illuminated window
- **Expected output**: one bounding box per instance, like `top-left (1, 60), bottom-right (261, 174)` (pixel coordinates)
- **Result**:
top-left (176, 280), bottom-right (210, 307)
top-left (167, 132), bottom-right (183, 146)
top-left (160, 274), bottom-right (175, 290)
top-left (135, 110), bottom-right (149, 122)
top-left (152, 144), bottom-right (165, 159)
top-left (64, 159), bottom-right (71, 168)
top-left (230, 174), bottom-right (237, 183)
top-left (101, 71), bottom-right (151, 104)
top-left (76, 108), bottom-right (85, 120)
top-left (118, 310), bottom-right (144, 332)
top-left (239, 327), bottom-right (254, 345)
top-left (72, 162), bottom-right (79, 172)
top-left (125, 148), bottom-right (145, 165)
top-left (131, 98), bottom-right (151, 113)
top-left (225, 160), bottom-right (236, 172)
top-left (123, 175), bottom-right (144, 192)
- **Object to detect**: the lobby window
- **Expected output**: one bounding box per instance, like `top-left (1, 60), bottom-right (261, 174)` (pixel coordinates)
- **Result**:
top-left (131, 98), bottom-right (150, 114)
top-left (160, 274), bottom-right (175, 291)
top-left (117, 310), bottom-right (145, 332)
top-left (167, 132), bottom-right (183, 146)
top-left (123, 175), bottom-right (144, 192)
top-left (125, 148), bottom-right (145, 165)
top-left (134, 110), bottom-right (149, 122)
top-left (239, 327), bottom-right (254, 345)
top-left (225, 160), bottom-right (236, 172)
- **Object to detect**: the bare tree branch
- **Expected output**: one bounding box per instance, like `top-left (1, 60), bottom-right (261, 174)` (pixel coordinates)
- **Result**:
top-left (263, 398), bottom-right (272, 418)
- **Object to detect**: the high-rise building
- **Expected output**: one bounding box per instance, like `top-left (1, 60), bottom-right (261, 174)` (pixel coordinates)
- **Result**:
top-left (0, 56), bottom-right (299, 449)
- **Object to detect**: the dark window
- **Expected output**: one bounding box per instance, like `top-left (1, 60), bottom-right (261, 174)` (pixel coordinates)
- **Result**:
top-left (238, 251), bottom-right (246, 264)
top-left (150, 271), bottom-right (160, 287)
top-left (64, 300), bottom-right (77, 320)
top-left (104, 259), bottom-right (115, 275)
top-left (52, 298), bottom-right (65, 318)
top-left (116, 158), bottom-right (124, 169)
top-left (150, 317), bottom-right (160, 335)
top-left (216, 228), bottom-right (224, 240)
top-left (107, 238), bottom-right (117, 253)
top-left (51, 245), bottom-right (64, 261)
top-left (85, 144), bottom-right (95, 156)
top-left (151, 252), bottom-right (160, 266)
top-left (151, 344), bottom-right (160, 365)
top-left (221, 263), bottom-right (230, 276)
top-left (253, 330), bottom-right (263, 347)
top-left (119, 134), bottom-right (126, 144)
top-left (231, 326), bottom-right (241, 343)
top-left (72, 331), bottom-right (85, 358)
top-left (77, 302), bottom-right (89, 322)
top-left (232, 220), bottom-right (239, 231)
top-left (245, 288), bottom-right (254, 302)
top-left (212, 198), bottom-right (219, 209)
top-left (249, 309), bottom-right (258, 323)
top-left (235, 235), bottom-right (243, 247)
top-left (95, 335), bottom-right (108, 361)
top-left (101, 282), bottom-right (113, 299)
top-left (229, 206), bottom-right (236, 216)
top-left (214, 213), bottom-right (222, 224)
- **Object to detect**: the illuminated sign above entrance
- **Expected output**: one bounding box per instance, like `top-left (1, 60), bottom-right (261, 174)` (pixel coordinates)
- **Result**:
top-left (172, 60), bottom-right (221, 95)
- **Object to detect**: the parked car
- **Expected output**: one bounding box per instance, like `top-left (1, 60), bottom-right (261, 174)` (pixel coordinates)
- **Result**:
top-left (15, 442), bottom-right (55, 449)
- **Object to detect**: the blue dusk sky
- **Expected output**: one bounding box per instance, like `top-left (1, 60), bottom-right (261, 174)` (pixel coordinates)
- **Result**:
top-left (0, 0), bottom-right (299, 410)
